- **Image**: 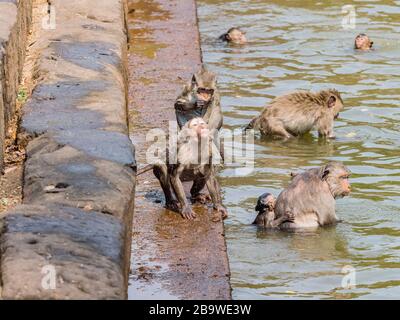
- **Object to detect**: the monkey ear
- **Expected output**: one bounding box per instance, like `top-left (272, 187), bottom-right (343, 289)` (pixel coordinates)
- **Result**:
top-left (200, 64), bottom-right (207, 74)
top-left (370, 41), bottom-right (374, 47)
top-left (191, 75), bottom-right (199, 89)
top-left (320, 168), bottom-right (330, 180)
top-left (328, 96), bottom-right (336, 108)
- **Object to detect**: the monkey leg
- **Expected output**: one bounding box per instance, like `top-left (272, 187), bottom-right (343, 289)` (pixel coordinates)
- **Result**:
top-left (190, 178), bottom-right (212, 204)
top-left (263, 119), bottom-right (293, 139)
top-left (206, 175), bottom-right (228, 221)
top-left (153, 165), bottom-right (179, 212)
top-left (170, 168), bottom-right (196, 220)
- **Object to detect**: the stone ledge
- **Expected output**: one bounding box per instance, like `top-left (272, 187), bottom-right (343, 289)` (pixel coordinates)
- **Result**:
top-left (0, 0), bottom-right (33, 170)
top-left (0, 0), bottom-right (135, 299)
top-left (0, 205), bottom-right (125, 299)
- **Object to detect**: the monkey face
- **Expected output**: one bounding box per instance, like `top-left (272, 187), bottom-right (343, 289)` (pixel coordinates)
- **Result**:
top-left (255, 193), bottom-right (276, 213)
top-left (196, 87), bottom-right (214, 108)
top-left (355, 34), bottom-right (373, 50)
top-left (188, 117), bottom-right (209, 138)
top-left (338, 173), bottom-right (351, 197)
top-left (227, 28), bottom-right (247, 44)
top-left (175, 86), bottom-right (197, 112)
top-left (322, 162), bottom-right (351, 199)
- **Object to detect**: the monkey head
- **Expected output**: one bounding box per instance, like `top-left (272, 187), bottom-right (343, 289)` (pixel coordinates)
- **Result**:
top-left (222, 27), bottom-right (247, 44)
top-left (192, 67), bottom-right (217, 107)
top-left (175, 84), bottom-right (197, 112)
top-left (325, 89), bottom-right (344, 119)
top-left (355, 33), bottom-right (373, 50)
top-left (315, 89), bottom-right (344, 139)
top-left (320, 162), bottom-right (351, 199)
top-left (255, 193), bottom-right (276, 213)
top-left (186, 117), bottom-right (210, 139)
top-left (175, 66), bottom-right (217, 128)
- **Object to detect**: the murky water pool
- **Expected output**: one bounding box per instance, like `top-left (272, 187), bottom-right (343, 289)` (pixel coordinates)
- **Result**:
top-left (197, 0), bottom-right (400, 299)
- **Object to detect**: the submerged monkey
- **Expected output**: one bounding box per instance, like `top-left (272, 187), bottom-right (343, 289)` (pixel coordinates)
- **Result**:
top-left (354, 33), bottom-right (373, 51)
top-left (253, 193), bottom-right (295, 228)
top-left (219, 27), bottom-right (247, 45)
top-left (253, 162), bottom-right (351, 230)
top-left (246, 89), bottom-right (344, 139)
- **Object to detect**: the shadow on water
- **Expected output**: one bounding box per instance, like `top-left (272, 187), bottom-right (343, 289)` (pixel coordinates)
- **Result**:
top-left (197, 0), bottom-right (400, 299)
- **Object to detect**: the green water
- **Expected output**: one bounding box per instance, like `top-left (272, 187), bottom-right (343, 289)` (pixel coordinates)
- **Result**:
top-left (197, 0), bottom-right (400, 299)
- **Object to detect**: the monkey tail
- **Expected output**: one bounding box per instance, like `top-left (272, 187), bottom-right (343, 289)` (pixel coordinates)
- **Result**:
top-left (244, 116), bottom-right (260, 131)
top-left (136, 164), bottom-right (154, 176)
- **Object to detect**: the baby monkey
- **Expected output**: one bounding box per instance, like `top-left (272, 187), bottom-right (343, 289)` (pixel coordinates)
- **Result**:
top-left (219, 27), bottom-right (247, 45)
top-left (253, 193), bottom-right (295, 228)
top-left (354, 33), bottom-right (373, 50)
top-left (149, 117), bottom-right (227, 220)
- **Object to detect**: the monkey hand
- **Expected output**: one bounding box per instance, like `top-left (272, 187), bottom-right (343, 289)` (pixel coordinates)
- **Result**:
top-left (165, 200), bottom-right (181, 212)
top-left (283, 211), bottom-right (295, 223)
top-left (181, 205), bottom-right (196, 220)
top-left (191, 193), bottom-right (212, 204)
top-left (214, 204), bottom-right (228, 221)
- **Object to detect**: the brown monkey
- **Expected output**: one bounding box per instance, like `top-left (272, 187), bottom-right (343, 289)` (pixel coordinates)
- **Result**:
top-left (272, 162), bottom-right (351, 229)
top-left (354, 33), bottom-right (373, 50)
top-left (149, 118), bottom-right (227, 220)
top-left (175, 66), bottom-right (224, 204)
top-left (219, 27), bottom-right (247, 44)
top-left (253, 193), bottom-right (295, 228)
top-left (246, 89), bottom-right (344, 139)
top-left (175, 66), bottom-right (223, 131)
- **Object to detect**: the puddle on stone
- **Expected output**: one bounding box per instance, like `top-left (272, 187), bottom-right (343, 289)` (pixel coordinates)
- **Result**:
top-left (127, 0), bottom-right (169, 58)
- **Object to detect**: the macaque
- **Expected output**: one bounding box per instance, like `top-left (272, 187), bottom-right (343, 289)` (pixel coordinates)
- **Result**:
top-left (175, 66), bottom-right (222, 131)
top-left (246, 89), bottom-right (344, 139)
top-left (270, 162), bottom-right (351, 229)
top-left (152, 118), bottom-right (227, 220)
top-left (174, 67), bottom-right (224, 204)
top-left (252, 193), bottom-right (295, 228)
top-left (219, 27), bottom-right (247, 45)
top-left (354, 33), bottom-right (373, 51)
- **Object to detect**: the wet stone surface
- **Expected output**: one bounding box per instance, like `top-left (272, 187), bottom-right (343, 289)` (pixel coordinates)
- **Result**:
top-left (127, 0), bottom-right (231, 300)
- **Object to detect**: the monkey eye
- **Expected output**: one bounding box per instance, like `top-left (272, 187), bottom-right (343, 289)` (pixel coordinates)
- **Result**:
top-left (197, 88), bottom-right (214, 95)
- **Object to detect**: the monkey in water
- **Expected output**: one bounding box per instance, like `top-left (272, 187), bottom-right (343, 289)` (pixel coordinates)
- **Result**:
top-left (142, 117), bottom-right (227, 220)
top-left (354, 33), bottom-right (373, 51)
top-left (254, 162), bottom-right (351, 230)
top-left (219, 27), bottom-right (247, 45)
top-left (246, 89), bottom-right (344, 139)
top-left (253, 193), bottom-right (295, 228)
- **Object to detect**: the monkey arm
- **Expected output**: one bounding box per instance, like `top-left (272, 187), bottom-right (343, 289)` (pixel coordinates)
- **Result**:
top-left (206, 107), bottom-right (223, 131)
top-left (206, 174), bottom-right (221, 206)
top-left (206, 174), bottom-right (228, 219)
top-left (203, 93), bottom-right (222, 131)
top-left (266, 215), bottom-right (289, 228)
top-left (266, 210), bottom-right (296, 228)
